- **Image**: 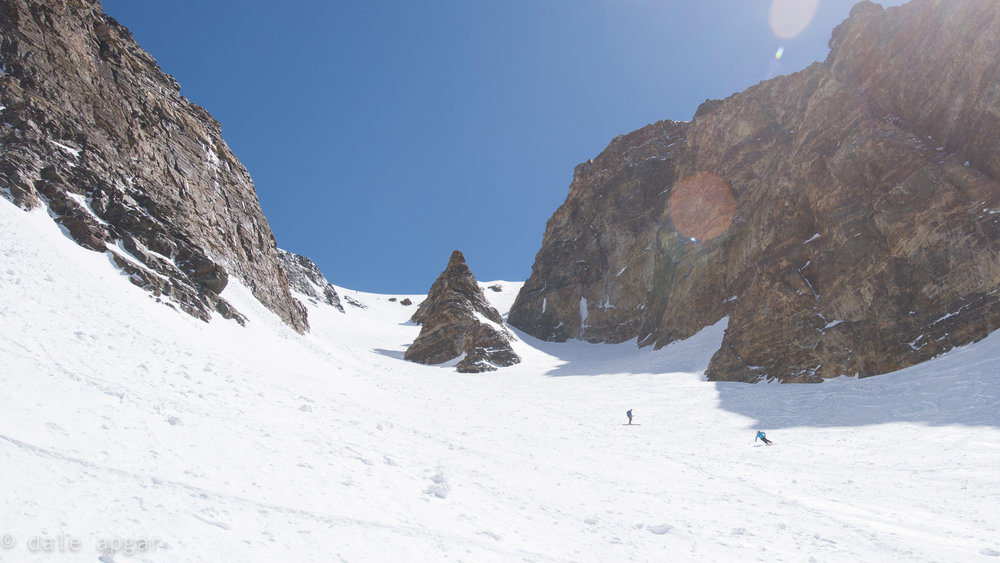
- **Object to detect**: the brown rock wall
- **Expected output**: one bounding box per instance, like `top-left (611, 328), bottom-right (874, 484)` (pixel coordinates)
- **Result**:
top-left (510, 0), bottom-right (1000, 382)
top-left (406, 251), bottom-right (520, 373)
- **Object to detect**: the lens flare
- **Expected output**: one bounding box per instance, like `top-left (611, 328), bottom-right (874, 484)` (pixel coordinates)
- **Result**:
top-left (668, 172), bottom-right (735, 241)
top-left (769, 0), bottom-right (819, 39)
top-left (775, 46), bottom-right (784, 60)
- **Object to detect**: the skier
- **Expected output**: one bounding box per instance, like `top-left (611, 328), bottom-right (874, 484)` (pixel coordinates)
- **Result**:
top-left (626, 409), bottom-right (633, 425)
top-left (755, 430), bottom-right (772, 445)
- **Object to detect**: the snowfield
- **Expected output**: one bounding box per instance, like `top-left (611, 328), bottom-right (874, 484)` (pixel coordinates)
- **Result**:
top-left (2, 197), bottom-right (1000, 562)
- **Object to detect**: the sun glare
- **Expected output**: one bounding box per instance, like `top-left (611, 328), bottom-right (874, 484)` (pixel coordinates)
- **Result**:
top-left (769, 0), bottom-right (819, 39)
top-left (669, 172), bottom-right (735, 241)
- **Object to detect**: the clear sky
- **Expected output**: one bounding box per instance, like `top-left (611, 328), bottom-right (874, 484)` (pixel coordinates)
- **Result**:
top-left (100, 0), bottom-right (904, 294)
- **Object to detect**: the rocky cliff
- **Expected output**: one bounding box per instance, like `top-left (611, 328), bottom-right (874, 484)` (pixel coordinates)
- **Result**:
top-left (405, 251), bottom-right (520, 373)
top-left (0, 0), bottom-right (308, 331)
top-left (278, 249), bottom-right (344, 313)
top-left (509, 0), bottom-right (1000, 382)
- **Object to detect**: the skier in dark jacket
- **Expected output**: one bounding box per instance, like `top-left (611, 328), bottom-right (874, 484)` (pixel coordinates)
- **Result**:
top-left (626, 409), bottom-right (633, 424)
top-left (755, 430), bottom-right (772, 445)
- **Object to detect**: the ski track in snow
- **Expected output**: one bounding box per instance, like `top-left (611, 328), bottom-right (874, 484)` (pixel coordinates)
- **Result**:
top-left (2, 198), bottom-right (1000, 562)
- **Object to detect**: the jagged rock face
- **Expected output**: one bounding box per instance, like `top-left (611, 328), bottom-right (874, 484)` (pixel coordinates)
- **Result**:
top-left (278, 249), bottom-right (344, 312)
top-left (510, 0), bottom-right (1000, 382)
top-left (405, 250), bottom-right (520, 373)
top-left (0, 0), bottom-right (308, 332)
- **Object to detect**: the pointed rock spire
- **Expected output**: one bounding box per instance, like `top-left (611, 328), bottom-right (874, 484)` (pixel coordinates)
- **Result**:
top-left (405, 251), bottom-right (520, 373)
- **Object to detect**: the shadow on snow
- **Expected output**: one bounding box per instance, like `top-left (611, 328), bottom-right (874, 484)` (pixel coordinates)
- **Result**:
top-left (715, 331), bottom-right (1000, 430)
top-left (512, 315), bottom-right (1000, 429)
top-left (508, 319), bottom-right (726, 378)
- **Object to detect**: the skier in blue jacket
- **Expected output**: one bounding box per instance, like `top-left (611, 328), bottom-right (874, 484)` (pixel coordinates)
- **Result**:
top-left (755, 430), bottom-right (772, 445)
top-left (626, 409), bottom-right (633, 424)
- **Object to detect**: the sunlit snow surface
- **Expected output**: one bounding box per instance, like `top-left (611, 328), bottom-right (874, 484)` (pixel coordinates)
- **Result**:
top-left (2, 198), bottom-right (1000, 562)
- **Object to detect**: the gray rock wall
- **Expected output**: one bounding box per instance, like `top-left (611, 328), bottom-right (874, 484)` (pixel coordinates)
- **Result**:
top-left (0, 0), bottom-right (308, 331)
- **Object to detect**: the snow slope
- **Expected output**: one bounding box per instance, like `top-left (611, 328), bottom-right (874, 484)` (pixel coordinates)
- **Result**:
top-left (2, 197), bottom-right (999, 562)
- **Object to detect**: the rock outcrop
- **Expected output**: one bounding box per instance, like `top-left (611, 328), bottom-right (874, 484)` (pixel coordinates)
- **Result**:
top-left (0, 0), bottom-right (308, 331)
top-left (405, 251), bottom-right (520, 373)
top-left (278, 249), bottom-right (344, 312)
top-left (509, 0), bottom-right (1000, 382)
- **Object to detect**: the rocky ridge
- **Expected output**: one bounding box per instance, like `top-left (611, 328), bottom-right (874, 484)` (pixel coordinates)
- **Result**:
top-left (278, 249), bottom-right (344, 313)
top-left (405, 251), bottom-right (520, 373)
top-left (0, 0), bottom-right (308, 331)
top-left (509, 0), bottom-right (1000, 382)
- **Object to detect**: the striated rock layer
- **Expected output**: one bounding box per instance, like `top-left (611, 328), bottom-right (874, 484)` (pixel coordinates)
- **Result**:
top-left (0, 0), bottom-right (308, 331)
top-left (405, 251), bottom-right (520, 373)
top-left (509, 0), bottom-right (1000, 382)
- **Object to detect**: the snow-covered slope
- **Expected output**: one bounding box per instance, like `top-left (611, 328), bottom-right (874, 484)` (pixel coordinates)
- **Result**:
top-left (2, 198), bottom-right (999, 562)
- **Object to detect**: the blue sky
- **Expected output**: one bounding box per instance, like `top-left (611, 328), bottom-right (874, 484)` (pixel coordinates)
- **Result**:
top-left (100, 0), bottom-right (904, 294)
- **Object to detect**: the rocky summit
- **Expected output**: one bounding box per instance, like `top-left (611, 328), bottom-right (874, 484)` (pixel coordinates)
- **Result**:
top-left (405, 251), bottom-right (520, 373)
top-left (509, 0), bottom-right (1000, 382)
top-left (0, 0), bottom-right (308, 331)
